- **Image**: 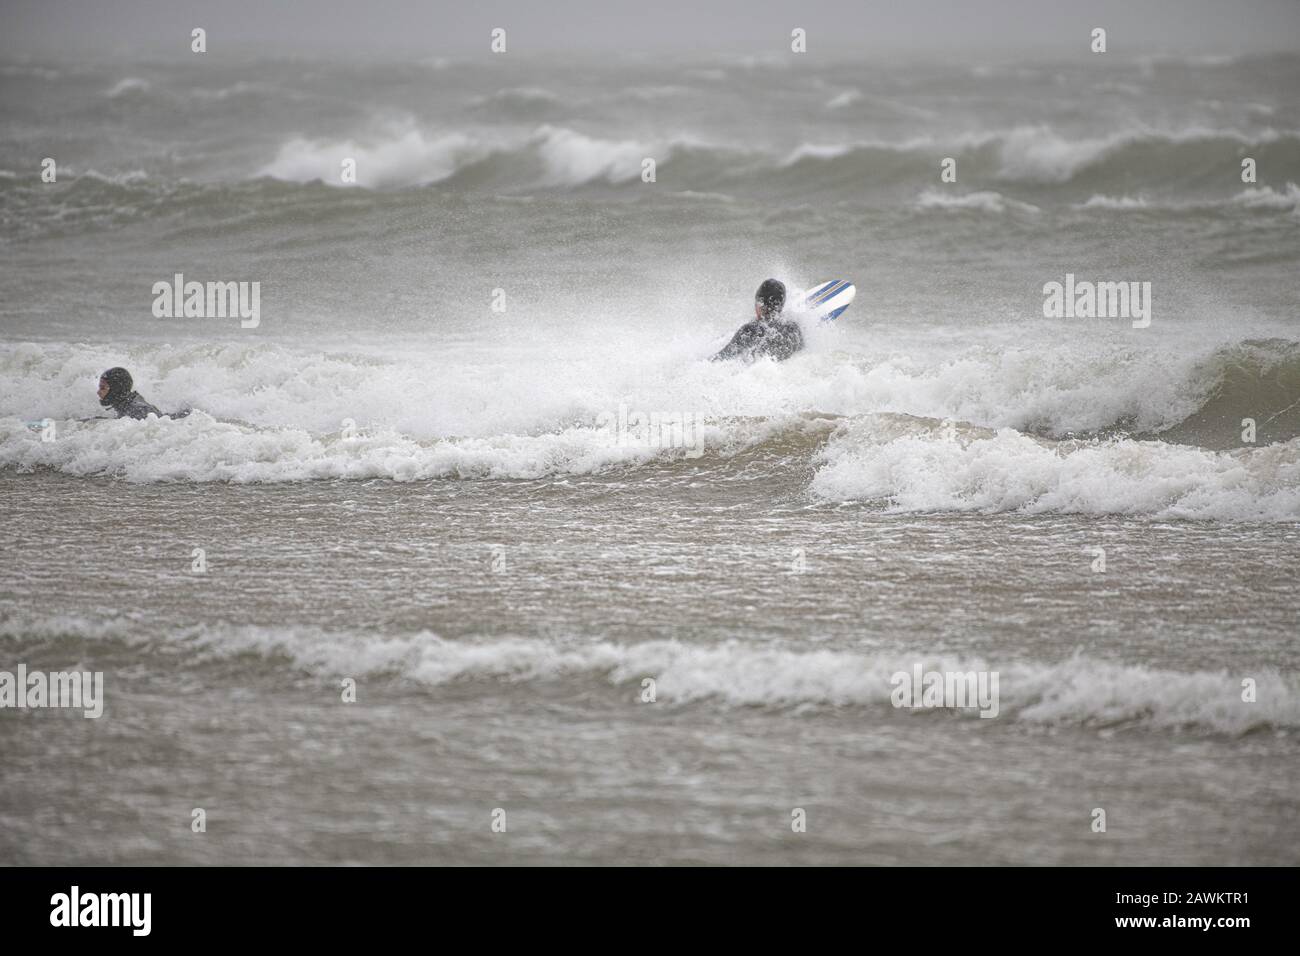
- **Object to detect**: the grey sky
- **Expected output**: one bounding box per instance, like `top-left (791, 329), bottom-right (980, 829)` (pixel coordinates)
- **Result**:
top-left (2, 0), bottom-right (1298, 59)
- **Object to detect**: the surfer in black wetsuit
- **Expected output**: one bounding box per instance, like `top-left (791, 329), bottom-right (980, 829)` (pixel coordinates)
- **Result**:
top-left (711, 278), bottom-right (804, 363)
top-left (96, 367), bottom-right (187, 420)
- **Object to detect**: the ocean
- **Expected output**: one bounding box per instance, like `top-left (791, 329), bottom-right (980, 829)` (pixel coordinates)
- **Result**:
top-left (1, 51), bottom-right (1297, 865)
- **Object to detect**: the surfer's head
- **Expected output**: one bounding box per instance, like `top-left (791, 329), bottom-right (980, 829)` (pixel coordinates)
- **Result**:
top-left (98, 367), bottom-right (133, 407)
top-left (754, 279), bottom-right (786, 321)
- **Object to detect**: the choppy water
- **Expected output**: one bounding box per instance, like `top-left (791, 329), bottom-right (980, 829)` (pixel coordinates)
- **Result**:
top-left (1, 53), bottom-right (1298, 865)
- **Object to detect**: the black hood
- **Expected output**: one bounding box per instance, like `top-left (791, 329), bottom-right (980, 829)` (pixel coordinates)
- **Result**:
top-left (99, 367), bottom-right (134, 408)
top-left (755, 278), bottom-right (786, 320)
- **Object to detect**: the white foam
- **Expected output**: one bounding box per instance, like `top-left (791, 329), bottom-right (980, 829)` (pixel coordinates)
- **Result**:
top-left (258, 121), bottom-right (671, 189)
top-left (994, 125), bottom-right (1120, 183)
top-left (781, 142), bottom-right (854, 164)
top-left (1075, 185), bottom-right (1299, 214)
top-left (992, 124), bottom-right (1283, 184)
top-left (2, 336), bottom-right (1294, 518)
top-left (0, 411), bottom-right (721, 482)
top-left (104, 77), bottom-right (149, 98)
top-left (1232, 182), bottom-right (1300, 213)
top-left (189, 81), bottom-right (264, 102)
top-left (532, 125), bottom-right (650, 186)
top-left (259, 124), bottom-right (485, 188)
top-left (851, 341), bottom-right (1218, 437)
top-left (811, 417), bottom-right (1300, 521)
top-left (76, 168), bottom-right (152, 185)
top-left (824, 89), bottom-right (861, 110)
top-left (915, 189), bottom-right (1040, 214)
top-left (247, 121), bottom-right (1298, 193)
top-left (6, 617), bottom-right (1294, 733)
top-left (1075, 194), bottom-right (1151, 210)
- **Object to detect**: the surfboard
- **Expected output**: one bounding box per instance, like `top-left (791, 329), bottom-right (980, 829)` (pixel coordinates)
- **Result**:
top-left (790, 279), bottom-right (856, 322)
top-left (23, 418), bottom-right (97, 432)
top-left (21, 410), bottom-right (190, 430)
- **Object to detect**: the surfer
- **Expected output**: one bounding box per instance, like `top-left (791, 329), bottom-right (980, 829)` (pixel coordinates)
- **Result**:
top-left (96, 367), bottom-right (188, 420)
top-left (711, 278), bottom-right (804, 363)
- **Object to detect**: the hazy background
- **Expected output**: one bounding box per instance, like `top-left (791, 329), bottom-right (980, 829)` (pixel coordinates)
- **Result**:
top-left (2, 0), bottom-right (1299, 60)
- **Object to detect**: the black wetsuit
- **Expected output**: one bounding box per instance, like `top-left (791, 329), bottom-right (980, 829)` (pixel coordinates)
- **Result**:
top-left (711, 317), bottom-right (805, 363)
top-left (106, 391), bottom-right (164, 420)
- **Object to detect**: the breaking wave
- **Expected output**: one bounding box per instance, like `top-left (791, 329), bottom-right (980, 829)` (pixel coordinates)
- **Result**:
top-left (2, 337), bottom-right (1297, 520)
top-left (3, 619), bottom-right (1295, 734)
top-left (7, 125), bottom-right (1297, 214)
top-left (810, 415), bottom-right (1300, 522)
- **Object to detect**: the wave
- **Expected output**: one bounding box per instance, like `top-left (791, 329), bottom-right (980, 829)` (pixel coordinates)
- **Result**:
top-left (188, 81), bottom-right (268, 102)
top-left (1074, 183), bottom-right (1300, 214)
top-left (914, 189), bottom-right (1040, 214)
top-left (768, 126), bottom-right (1300, 198)
top-left (716, 126), bottom-right (1300, 196)
top-left (255, 122), bottom-right (665, 189)
top-left (2, 338), bottom-right (1296, 514)
top-left (824, 89), bottom-right (861, 110)
top-left (810, 414), bottom-right (1300, 521)
top-left (103, 77), bottom-right (149, 98)
top-left (4, 125), bottom-right (1298, 231)
top-left (1232, 182), bottom-right (1300, 212)
top-left (259, 127), bottom-right (488, 188)
top-left (1074, 194), bottom-right (1151, 210)
top-left (0, 409), bottom-right (742, 482)
top-left (3, 414), bottom-right (1295, 520)
top-left (3, 619), bottom-right (1295, 734)
top-left (851, 337), bottom-right (1300, 448)
top-left (532, 125), bottom-right (650, 186)
top-left (5, 335), bottom-right (1295, 439)
top-left (1151, 338), bottom-right (1300, 447)
top-left (990, 125), bottom-right (1299, 185)
top-left (0, 169), bottom-right (200, 241)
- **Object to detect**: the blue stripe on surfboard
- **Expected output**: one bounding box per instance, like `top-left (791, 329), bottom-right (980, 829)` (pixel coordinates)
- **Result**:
top-left (807, 280), bottom-right (841, 304)
top-left (799, 281), bottom-right (836, 305)
top-left (810, 279), bottom-right (849, 305)
top-left (822, 304), bottom-right (850, 321)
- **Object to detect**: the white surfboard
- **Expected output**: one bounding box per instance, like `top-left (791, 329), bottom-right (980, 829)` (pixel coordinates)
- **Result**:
top-left (790, 279), bottom-right (856, 322)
